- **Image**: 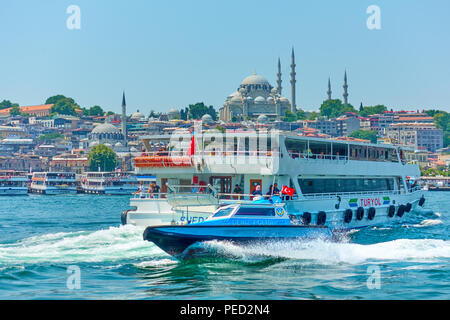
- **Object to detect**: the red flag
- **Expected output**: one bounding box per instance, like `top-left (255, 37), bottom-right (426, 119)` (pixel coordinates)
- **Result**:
top-left (281, 185), bottom-right (295, 197)
top-left (187, 135), bottom-right (195, 156)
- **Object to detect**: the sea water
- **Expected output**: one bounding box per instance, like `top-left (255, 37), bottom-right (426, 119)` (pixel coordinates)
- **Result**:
top-left (0, 192), bottom-right (448, 299)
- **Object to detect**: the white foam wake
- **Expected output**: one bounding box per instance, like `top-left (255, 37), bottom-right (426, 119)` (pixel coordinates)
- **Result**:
top-left (202, 238), bottom-right (450, 265)
top-left (0, 225), bottom-right (160, 265)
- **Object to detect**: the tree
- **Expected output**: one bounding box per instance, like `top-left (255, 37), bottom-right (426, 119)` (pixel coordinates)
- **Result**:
top-left (38, 133), bottom-right (65, 142)
top-left (283, 110), bottom-right (297, 122)
top-left (0, 100), bottom-right (19, 110)
top-left (51, 97), bottom-right (77, 116)
top-left (349, 129), bottom-right (378, 143)
top-left (45, 95), bottom-right (73, 105)
top-left (308, 111), bottom-right (319, 120)
top-left (359, 105), bottom-right (387, 117)
top-left (88, 144), bottom-right (119, 172)
top-left (187, 102), bottom-right (217, 120)
top-left (87, 105), bottom-right (104, 116)
top-left (320, 99), bottom-right (355, 118)
top-left (296, 110), bottom-right (307, 120)
top-left (9, 106), bottom-right (21, 116)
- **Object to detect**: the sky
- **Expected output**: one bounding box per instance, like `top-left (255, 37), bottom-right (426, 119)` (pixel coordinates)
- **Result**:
top-left (1, 0), bottom-right (449, 114)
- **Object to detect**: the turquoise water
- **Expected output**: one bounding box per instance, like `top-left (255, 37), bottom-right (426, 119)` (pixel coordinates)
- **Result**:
top-left (0, 193), bottom-right (448, 300)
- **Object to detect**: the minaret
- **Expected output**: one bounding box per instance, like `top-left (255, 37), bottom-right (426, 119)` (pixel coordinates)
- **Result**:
top-left (290, 48), bottom-right (296, 113)
top-left (276, 58), bottom-right (282, 95)
top-left (121, 91), bottom-right (127, 146)
top-left (327, 77), bottom-right (332, 101)
top-left (343, 71), bottom-right (348, 106)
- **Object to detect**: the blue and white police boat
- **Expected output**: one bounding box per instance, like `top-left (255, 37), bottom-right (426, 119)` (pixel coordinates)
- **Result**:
top-left (143, 197), bottom-right (332, 258)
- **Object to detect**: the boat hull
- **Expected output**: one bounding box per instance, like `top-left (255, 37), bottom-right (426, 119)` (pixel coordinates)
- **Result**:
top-left (143, 225), bottom-right (331, 257)
top-left (0, 187), bottom-right (28, 195)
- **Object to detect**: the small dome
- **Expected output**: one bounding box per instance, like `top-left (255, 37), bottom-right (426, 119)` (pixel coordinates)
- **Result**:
top-left (267, 96), bottom-right (274, 103)
top-left (254, 96), bottom-right (265, 104)
top-left (241, 74), bottom-right (270, 86)
top-left (280, 96), bottom-right (289, 103)
top-left (257, 114), bottom-right (268, 124)
top-left (228, 91), bottom-right (239, 99)
top-left (168, 108), bottom-right (179, 114)
top-left (230, 94), bottom-right (242, 103)
top-left (201, 114), bottom-right (214, 124)
top-left (130, 147), bottom-right (138, 152)
top-left (271, 88), bottom-right (278, 94)
top-left (104, 143), bottom-right (112, 147)
top-left (115, 142), bottom-right (123, 147)
top-left (92, 123), bottom-right (120, 134)
top-left (131, 110), bottom-right (145, 120)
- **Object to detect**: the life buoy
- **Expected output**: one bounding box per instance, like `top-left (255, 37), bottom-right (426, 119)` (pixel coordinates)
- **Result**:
top-left (368, 207), bottom-right (376, 220)
top-left (356, 207), bottom-right (364, 221)
top-left (317, 211), bottom-right (326, 226)
top-left (388, 205), bottom-right (395, 218)
top-left (405, 203), bottom-right (412, 213)
top-left (344, 209), bottom-right (353, 223)
top-left (418, 196), bottom-right (425, 207)
top-left (301, 212), bottom-right (311, 225)
top-left (397, 204), bottom-right (406, 217)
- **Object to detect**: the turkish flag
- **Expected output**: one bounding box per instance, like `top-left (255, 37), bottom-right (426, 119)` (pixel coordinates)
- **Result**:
top-left (281, 185), bottom-right (295, 197)
top-left (187, 135), bottom-right (195, 156)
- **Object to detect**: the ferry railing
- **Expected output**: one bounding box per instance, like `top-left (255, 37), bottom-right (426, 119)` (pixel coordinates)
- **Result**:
top-left (288, 152), bottom-right (349, 162)
top-left (302, 187), bottom-right (424, 199)
top-left (133, 192), bottom-right (168, 199)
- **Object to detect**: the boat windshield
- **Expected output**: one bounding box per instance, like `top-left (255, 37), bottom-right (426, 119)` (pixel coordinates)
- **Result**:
top-left (212, 206), bottom-right (235, 218)
top-left (234, 207), bottom-right (275, 216)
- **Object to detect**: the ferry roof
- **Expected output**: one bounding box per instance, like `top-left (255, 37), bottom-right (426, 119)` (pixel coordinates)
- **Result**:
top-left (139, 131), bottom-right (404, 150)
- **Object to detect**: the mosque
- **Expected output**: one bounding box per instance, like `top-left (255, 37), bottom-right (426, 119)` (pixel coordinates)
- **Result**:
top-left (219, 49), bottom-right (297, 122)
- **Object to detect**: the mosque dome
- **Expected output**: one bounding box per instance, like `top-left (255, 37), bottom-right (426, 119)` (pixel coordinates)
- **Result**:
top-left (279, 96), bottom-right (289, 103)
top-left (92, 123), bottom-right (121, 134)
top-left (257, 114), bottom-right (268, 124)
top-left (131, 110), bottom-right (145, 120)
top-left (104, 143), bottom-right (112, 148)
top-left (246, 96), bottom-right (253, 102)
top-left (241, 74), bottom-right (270, 86)
top-left (254, 96), bottom-right (266, 104)
top-left (115, 142), bottom-right (123, 148)
top-left (168, 108), bottom-right (179, 114)
top-left (266, 96), bottom-right (274, 103)
top-left (230, 94), bottom-right (242, 103)
top-left (201, 114), bottom-right (214, 124)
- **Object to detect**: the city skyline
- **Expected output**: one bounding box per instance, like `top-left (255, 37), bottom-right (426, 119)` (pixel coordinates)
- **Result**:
top-left (1, 0), bottom-right (450, 114)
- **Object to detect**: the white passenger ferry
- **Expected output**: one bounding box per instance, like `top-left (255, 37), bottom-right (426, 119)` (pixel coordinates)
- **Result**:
top-left (0, 170), bottom-right (29, 195)
top-left (80, 171), bottom-right (139, 195)
top-left (123, 131), bottom-right (426, 230)
top-left (30, 172), bottom-right (77, 195)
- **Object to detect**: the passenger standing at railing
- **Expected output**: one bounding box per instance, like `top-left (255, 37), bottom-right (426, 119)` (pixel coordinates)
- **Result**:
top-left (233, 184), bottom-right (243, 200)
top-left (135, 181), bottom-right (145, 198)
top-left (153, 183), bottom-right (160, 198)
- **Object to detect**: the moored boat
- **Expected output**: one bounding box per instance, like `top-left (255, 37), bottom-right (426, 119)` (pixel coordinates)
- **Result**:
top-left (80, 171), bottom-right (139, 195)
top-left (143, 200), bottom-right (332, 258)
top-left (30, 172), bottom-right (77, 195)
top-left (0, 170), bottom-right (28, 195)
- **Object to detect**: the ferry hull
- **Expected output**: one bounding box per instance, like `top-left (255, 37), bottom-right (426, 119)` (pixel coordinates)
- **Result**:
top-left (143, 225), bottom-right (331, 257)
top-left (0, 187), bottom-right (28, 195)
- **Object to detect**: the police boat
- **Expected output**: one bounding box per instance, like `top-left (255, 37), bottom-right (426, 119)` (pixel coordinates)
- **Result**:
top-left (143, 196), bottom-right (332, 258)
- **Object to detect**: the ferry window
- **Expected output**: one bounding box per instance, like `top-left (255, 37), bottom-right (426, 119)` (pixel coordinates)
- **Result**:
top-left (298, 178), bottom-right (396, 194)
top-left (235, 207), bottom-right (275, 216)
top-left (213, 206), bottom-right (235, 218)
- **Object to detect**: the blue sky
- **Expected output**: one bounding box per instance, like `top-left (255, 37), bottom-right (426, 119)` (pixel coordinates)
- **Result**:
top-left (1, 0), bottom-right (449, 114)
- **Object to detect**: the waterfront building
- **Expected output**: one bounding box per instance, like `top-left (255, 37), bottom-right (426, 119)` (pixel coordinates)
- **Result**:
top-left (386, 123), bottom-right (443, 153)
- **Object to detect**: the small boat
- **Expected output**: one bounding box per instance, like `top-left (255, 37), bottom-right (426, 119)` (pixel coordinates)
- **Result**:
top-left (143, 198), bottom-right (332, 258)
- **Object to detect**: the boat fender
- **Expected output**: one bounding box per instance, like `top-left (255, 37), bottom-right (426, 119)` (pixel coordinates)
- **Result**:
top-left (317, 211), bottom-right (326, 226)
top-left (356, 207), bottom-right (364, 221)
top-left (405, 203), bottom-right (412, 213)
top-left (397, 204), bottom-right (406, 217)
top-left (388, 205), bottom-right (396, 218)
top-left (344, 209), bottom-right (353, 223)
top-left (301, 212), bottom-right (312, 225)
top-left (121, 210), bottom-right (128, 225)
top-left (418, 196), bottom-right (425, 207)
top-left (368, 207), bottom-right (376, 220)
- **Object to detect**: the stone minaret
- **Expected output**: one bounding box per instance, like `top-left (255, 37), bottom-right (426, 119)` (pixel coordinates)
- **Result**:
top-left (343, 71), bottom-right (348, 106)
top-left (327, 77), bottom-right (332, 101)
top-left (290, 48), bottom-right (296, 113)
top-left (121, 91), bottom-right (127, 146)
top-left (276, 58), bottom-right (282, 95)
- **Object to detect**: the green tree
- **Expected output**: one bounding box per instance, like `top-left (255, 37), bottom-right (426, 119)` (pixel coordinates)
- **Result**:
top-left (88, 144), bottom-right (119, 172)
top-left (349, 129), bottom-right (378, 143)
top-left (320, 99), bottom-right (355, 118)
top-left (9, 106), bottom-right (21, 116)
top-left (87, 105), bottom-right (105, 116)
top-left (308, 111), bottom-right (319, 120)
top-left (283, 110), bottom-right (297, 122)
top-left (51, 98), bottom-right (77, 116)
top-left (296, 110), bottom-right (307, 120)
top-left (359, 105), bottom-right (387, 117)
top-left (38, 133), bottom-right (65, 142)
top-left (45, 95), bottom-right (73, 105)
top-left (187, 102), bottom-right (217, 120)
top-left (0, 100), bottom-right (19, 110)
